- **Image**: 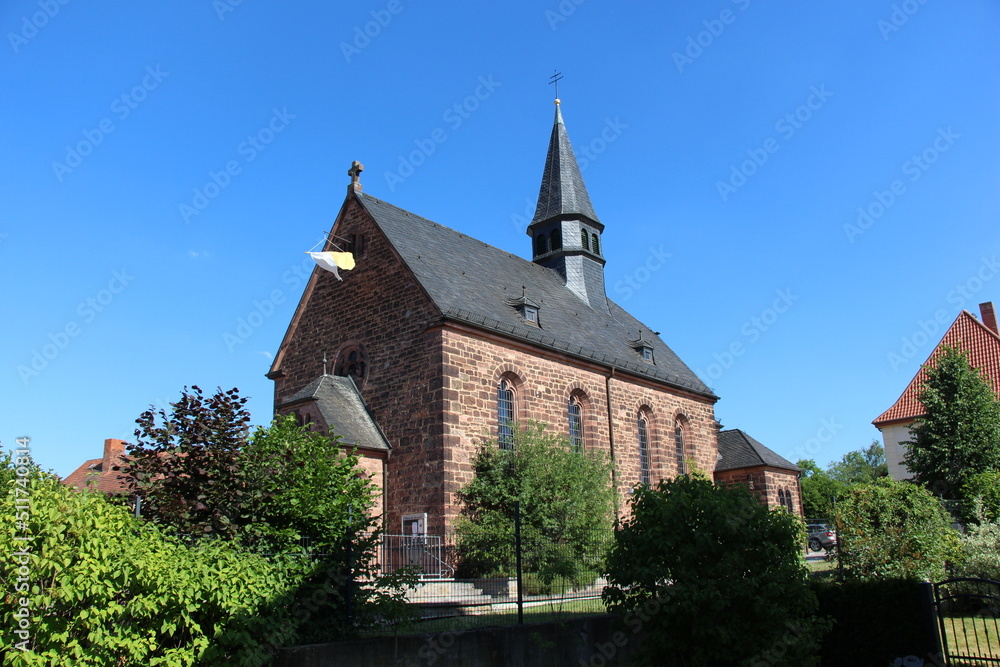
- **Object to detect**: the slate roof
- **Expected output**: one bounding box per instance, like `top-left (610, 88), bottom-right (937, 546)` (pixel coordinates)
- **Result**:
top-left (873, 309), bottom-right (1000, 426)
top-left (278, 374), bottom-right (391, 451)
top-left (530, 102), bottom-right (601, 228)
top-left (716, 429), bottom-right (800, 473)
top-left (62, 456), bottom-right (130, 494)
top-left (354, 192), bottom-right (715, 399)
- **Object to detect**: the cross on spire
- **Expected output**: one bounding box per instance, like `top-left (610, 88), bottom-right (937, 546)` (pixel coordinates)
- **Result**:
top-left (348, 160), bottom-right (364, 191)
top-left (549, 70), bottom-right (563, 102)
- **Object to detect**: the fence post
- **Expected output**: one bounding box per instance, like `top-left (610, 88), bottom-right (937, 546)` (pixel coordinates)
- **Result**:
top-left (514, 500), bottom-right (524, 625)
top-left (918, 581), bottom-right (945, 666)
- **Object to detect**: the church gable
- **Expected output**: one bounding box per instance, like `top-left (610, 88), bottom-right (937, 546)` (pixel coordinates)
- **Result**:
top-left (268, 191), bottom-right (442, 406)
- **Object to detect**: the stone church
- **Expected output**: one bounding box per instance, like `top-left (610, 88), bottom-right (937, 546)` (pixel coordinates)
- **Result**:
top-left (266, 100), bottom-right (800, 535)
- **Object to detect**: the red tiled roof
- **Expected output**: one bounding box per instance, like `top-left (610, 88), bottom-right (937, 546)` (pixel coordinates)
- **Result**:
top-left (873, 310), bottom-right (1000, 427)
top-left (62, 455), bottom-right (131, 494)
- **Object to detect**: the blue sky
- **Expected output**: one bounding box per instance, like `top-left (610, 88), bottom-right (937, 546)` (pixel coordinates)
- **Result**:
top-left (3, 1), bottom-right (999, 478)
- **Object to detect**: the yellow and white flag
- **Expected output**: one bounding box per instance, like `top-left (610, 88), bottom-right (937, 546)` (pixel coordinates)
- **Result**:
top-left (308, 252), bottom-right (356, 281)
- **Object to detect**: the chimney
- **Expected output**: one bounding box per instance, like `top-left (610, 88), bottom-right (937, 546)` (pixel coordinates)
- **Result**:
top-left (980, 302), bottom-right (999, 335)
top-left (103, 438), bottom-right (126, 467)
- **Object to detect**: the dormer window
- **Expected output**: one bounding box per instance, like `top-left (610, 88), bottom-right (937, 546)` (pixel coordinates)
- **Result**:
top-left (506, 289), bottom-right (541, 327)
top-left (641, 346), bottom-right (654, 363)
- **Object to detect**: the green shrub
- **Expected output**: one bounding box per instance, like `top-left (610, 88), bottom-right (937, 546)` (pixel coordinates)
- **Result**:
top-left (951, 521), bottom-right (1000, 581)
top-left (603, 476), bottom-right (829, 667)
top-left (1, 477), bottom-right (304, 666)
top-left (834, 478), bottom-right (958, 581)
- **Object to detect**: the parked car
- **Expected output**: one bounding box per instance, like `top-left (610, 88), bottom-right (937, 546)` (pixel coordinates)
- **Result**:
top-left (806, 522), bottom-right (837, 552)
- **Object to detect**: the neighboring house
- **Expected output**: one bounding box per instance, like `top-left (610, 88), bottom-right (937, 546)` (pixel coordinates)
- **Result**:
top-left (873, 302), bottom-right (1000, 480)
top-left (714, 429), bottom-right (803, 516)
top-left (62, 438), bottom-right (130, 494)
top-left (268, 100), bottom-right (726, 535)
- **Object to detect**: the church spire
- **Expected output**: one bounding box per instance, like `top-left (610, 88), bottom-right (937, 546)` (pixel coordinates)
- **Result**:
top-left (527, 97), bottom-right (609, 313)
top-left (530, 99), bottom-right (601, 227)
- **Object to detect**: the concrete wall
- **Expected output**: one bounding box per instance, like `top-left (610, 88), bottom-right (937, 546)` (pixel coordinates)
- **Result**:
top-left (274, 615), bottom-right (639, 667)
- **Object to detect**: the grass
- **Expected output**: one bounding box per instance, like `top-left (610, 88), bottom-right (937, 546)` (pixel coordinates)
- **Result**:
top-left (940, 615), bottom-right (1000, 664)
top-left (376, 596), bottom-right (607, 636)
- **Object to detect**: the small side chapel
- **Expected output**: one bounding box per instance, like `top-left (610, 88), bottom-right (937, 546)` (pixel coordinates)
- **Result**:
top-left (267, 99), bottom-right (787, 534)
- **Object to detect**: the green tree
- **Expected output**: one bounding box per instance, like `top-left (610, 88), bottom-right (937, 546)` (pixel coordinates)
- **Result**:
top-left (796, 459), bottom-right (848, 519)
top-left (963, 468), bottom-right (1000, 523)
top-left (827, 440), bottom-right (888, 485)
top-left (455, 422), bottom-right (615, 590)
top-left (834, 478), bottom-right (958, 581)
top-left (603, 476), bottom-right (829, 667)
top-left (240, 415), bottom-right (379, 553)
top-left (904, 345), bottom-right (1000, 504)
top-left (119, 385), bottom-right (253, 540)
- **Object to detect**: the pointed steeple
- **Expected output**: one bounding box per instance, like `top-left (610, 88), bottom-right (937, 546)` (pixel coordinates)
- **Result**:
top-left (530, 100), bottom-right (601, 227)
top-left (527, 99), bottom-right (609, 313)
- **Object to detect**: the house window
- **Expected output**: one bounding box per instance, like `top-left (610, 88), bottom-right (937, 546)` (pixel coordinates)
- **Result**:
top-left (497, 379), bottom-right (515, 450)
top-left (591, 234), bottom-right (600, 255)
top-left (523, 306), bottom-right (538, 325)
top-left (568, 396), bottom-right (583, 452)
top-left (638, 412), bottom-right (651, 486)
top-left (535, 234), bottom-right (548, 255)
top-left (674, 419), bottom-right (686, 475)
top-left (580, 228), bottom-right (590, 251)
top-left (550, 229), bottom-right (562, 250)
top-left (641, 346), bottom-right (654, 363)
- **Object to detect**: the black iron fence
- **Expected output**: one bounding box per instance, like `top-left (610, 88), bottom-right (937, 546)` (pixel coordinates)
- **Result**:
top-left (932, 577), bottom-right (1000, 666)
top-left (378, 507), bottom-right (615, 632)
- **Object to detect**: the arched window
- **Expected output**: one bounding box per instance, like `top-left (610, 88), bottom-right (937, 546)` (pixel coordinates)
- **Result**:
top-left (674, 419), bottom-right (686, 476)
top-left (580, 228), bottom-right (590, 251)
top-left (778, 488), bottom-right (787, 511)
top-left (591, 233), bottom-right (600, 255)
top-left (784, 488), bottom-right (795, 513)
top-left (535, 234), bottom-right (548, 255)
top-left (568, 396), bottom-right (583, 452)
top-left (497, 378), bottom-right (515, 450)
top-left (638, 411), bottom-right (651, 486)
top-left (335, 343), bottom-right (368, 385)
top-left (550, 229), bottom-right (562, 251)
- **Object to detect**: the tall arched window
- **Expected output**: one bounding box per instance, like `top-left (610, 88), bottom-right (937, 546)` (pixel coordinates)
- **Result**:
top-left (674, 419), bottom-right (686, 476)
top-left (638, 412), bottom-right (651, 486)
top-left (568, 396), bottom-right (583, 452)
top-left (497, 378), bottom-right (515, 450)
top-left (580, 228), bottom-right (590, 251)
top-left (784, 488), bottom-right (795, 513)
top-left (550, 229), bottom-right (562, 250)
top-left (591, 234), bottom-right (600, 255)
top-left (778, 488), bottom-right (787, 511)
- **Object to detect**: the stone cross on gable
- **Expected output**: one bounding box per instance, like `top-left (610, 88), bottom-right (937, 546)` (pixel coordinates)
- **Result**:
top-left (348, 160), bottom-right (364, 191)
